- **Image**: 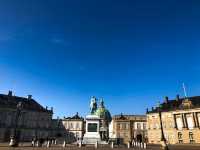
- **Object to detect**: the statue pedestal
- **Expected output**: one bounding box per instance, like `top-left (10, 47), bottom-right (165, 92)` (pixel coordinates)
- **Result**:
top-left (83, 115), bottom-right (101, 144)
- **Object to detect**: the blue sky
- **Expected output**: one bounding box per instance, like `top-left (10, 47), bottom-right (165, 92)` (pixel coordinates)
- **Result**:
top-left (0, 0), bottom-right (200, 118)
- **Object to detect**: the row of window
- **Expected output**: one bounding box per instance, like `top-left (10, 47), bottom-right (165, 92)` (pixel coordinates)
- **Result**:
top-left (64, 122), bottom-right (82, 130)
top-left (117, 123), bottom-right (129, 130)
top-left (135, 122), bottom-right (147, 130)
top-left (117, 122), bottom-right (147, 130)
top-left (149, 122), bottom-right (174, 129)
top-left (178, 132), bottom-right (195, 144)
top-left (148, 114), bottom-right (172, 119)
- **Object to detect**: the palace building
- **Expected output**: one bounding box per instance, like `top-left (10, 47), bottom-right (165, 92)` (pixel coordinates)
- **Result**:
top-left (147, 95), bottom-right (200, 144)
top-left (110, 114), bottom-right (147, 144)
top-left (0, 91), bottom-right (55, 142)
top-left (62, 112), bottom-right (84, 143)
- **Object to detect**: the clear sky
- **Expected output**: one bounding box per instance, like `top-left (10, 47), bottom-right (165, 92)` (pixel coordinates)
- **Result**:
top-left (0, 0), bottom-right (200, 118)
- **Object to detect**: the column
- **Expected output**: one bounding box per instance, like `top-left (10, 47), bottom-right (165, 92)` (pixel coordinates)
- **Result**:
top-left (195, 112), bottom-right (200, 128)
top-left (181, 114), bottom-right (186, 128)
top-left (173, 114), bottom-right (177, 129)
top-left (184, 114), bottom-right (188, 129)
top-left (192, 112), bottom-right (197, 128)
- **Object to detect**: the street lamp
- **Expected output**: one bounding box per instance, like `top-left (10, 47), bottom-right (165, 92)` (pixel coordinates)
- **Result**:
top-left (9, 101), bottom-right (23, 147)
top-left (34, 117), bottom-right (38, 145)
top-left (158, 105), bottom-right (169, 150)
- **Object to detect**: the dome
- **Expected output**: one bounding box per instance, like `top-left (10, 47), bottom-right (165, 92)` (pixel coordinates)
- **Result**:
top-left (95, 107), bottom-right (112, 122)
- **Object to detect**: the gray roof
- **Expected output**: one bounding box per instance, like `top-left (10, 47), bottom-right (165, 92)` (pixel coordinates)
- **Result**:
top-left (63, 112), bottom-right (84, 120)
top-left (147, 96), bottom-right (200, 113)
top-left (113, 114), bottom-right (146, 120)
top-left (0, 93), bottom-right (52, 113)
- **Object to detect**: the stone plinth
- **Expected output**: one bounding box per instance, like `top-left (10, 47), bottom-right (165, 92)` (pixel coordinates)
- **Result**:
top-left (83, 115), bottom-right (101, 144)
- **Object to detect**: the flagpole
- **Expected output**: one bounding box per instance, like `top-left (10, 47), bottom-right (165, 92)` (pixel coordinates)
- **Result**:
top-left (182, 83), bottom-right (187, 98)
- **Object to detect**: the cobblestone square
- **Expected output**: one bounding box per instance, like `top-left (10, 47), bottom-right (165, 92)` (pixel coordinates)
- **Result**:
top-left (0, 143), bottom-right (200, 150)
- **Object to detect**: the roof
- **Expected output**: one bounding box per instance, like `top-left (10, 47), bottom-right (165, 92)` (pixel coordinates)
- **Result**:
top-left (147, 96), bottom-right (200, 114)
top-left (113, 114), bottom-right (146, 121)
top-left (0, 93), bottom-right (52, 113)
top-left (64, 112), bottom-right (84, 121)
top-left (114, 113), bottom-right (127, 120)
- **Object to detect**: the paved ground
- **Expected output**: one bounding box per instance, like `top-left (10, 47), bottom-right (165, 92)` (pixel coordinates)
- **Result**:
top-left (0, 143), bottom-right (200, 150)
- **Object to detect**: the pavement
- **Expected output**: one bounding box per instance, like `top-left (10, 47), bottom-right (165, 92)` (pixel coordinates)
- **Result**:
top-left (0, 143), bottom-right (200, 150)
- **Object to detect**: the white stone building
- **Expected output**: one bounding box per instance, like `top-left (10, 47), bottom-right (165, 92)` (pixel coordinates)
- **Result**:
top-left (62, 112), bottom-right (84, 143)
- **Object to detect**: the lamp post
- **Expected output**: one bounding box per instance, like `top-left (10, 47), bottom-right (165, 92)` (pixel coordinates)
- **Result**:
top-left (158, 106), bottom-right (169, 150)
top-left (9, 101), bottom-right (23, 147)
top-left (34, 116), bottom-right (38, 146)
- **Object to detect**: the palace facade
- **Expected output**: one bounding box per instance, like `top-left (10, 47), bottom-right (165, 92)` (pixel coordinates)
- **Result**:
top-left (0, 91), bottom-right (60, 142)
top-left (110, 114), bottom-right (147, 144)
top-left (147, 95), bottom-right (200, 144)
top-left (62, 113), bottom-right (84, 143)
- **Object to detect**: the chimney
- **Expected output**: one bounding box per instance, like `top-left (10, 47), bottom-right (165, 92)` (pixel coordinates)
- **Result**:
top-left (8, 90), bottom-right (12, 97)
top-left (176, 94), bottom-right (180, 101)
top-left (27, 95), bottom-right (32, 100)
top-left (165, 96), bottom-right (169, 103)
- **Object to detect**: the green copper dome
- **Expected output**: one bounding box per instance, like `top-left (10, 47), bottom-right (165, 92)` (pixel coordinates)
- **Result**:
top-left (95, 100), bottom-right (112, 122)
top-left (89, 97), bottom-right (112, 122)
